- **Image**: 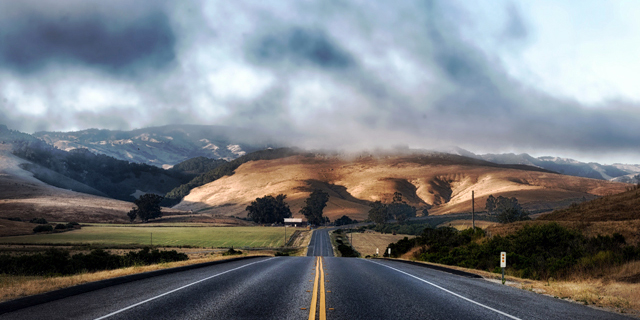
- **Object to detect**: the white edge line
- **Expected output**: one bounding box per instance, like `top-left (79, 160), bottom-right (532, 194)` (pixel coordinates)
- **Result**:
top-left (367, 260), bottom-right (522, 320)
top-left (94, 257), bottom-right (276, 320)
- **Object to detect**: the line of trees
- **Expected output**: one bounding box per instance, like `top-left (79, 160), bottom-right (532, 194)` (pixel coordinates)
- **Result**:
top-left (245, 189), bottom-right (331, 225)
top-left (368, 192), bottom-right (417, 224)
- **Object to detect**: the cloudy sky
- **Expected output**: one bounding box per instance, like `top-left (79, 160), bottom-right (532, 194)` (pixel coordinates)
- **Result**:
top-left (1, 0), bottom-right (639, 164)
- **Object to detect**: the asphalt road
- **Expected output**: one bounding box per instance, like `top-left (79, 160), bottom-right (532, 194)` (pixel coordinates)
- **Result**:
top-left (1, 229), bottom-right (633, 320)
top-left (307, 228), bottom-right (334, 257)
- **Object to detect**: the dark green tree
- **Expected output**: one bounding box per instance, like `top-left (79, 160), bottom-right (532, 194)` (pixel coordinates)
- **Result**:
top-left (368, 201), bottom-right (388, 224)
top-left (495, 196), bottom-right (530, 223)
top-left (387, 192), bottom-right (416, 224)
top-left (300, 189), bottom-right (330, 225)
top-left (129, 194), bottom-right (164, 222)
top-left (485, 195), bottom-right (496, 214)
top-left (421, 208), bottom-right (429, 217)
top-left (127, 209), bottom-right (138, 222)
top-left (334, 215), bottom-right (357, 226)
top-left (246, 194), bottom-right (292, 224)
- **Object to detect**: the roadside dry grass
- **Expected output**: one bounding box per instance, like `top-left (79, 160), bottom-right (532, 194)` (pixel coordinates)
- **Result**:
top-left (436, 219), bottom-right (500, 230)
top-left (350, 232), bottom-right (410, 257)
top-left (289, 230), bottom-right (312, 256)
top-left (385, 258), bottom-right (640, 317)
top-left (0, 250), bottom-right (276, 303)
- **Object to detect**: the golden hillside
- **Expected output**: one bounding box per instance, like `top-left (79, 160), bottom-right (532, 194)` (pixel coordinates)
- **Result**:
top-left (539, 186), bottom-right (640, 221)
top-left (175, 153), bottom-right (629, 221)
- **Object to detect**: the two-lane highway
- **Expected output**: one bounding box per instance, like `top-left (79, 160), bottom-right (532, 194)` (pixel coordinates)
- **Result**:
top-left (307, 228), bottom-right (334, 257)
top-left (0, 228), bottom-right (633, 319)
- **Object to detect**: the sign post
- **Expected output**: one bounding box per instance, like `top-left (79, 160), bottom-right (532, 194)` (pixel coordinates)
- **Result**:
top-left (376, 248), bottom-right (379, 256)
top-left (500, 252), bottom-right (506, 284)
top-left (388, 248), bottom-right (391, 256)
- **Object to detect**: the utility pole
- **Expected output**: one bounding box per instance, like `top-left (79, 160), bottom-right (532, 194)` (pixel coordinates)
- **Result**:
top-left (351, 228), bottom-right (353, 247)
top-left (284, 224), bottom-right (287, 248)
top-left (472, 190), bottom-right (475, 230)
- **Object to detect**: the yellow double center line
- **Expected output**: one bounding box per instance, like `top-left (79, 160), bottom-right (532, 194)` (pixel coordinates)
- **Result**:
top-left (308, 256), bottom-right (327, 320)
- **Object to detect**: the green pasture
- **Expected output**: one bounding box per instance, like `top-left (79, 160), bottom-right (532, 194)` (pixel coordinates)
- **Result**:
top-left (0, 226), bottom-right (304, 248)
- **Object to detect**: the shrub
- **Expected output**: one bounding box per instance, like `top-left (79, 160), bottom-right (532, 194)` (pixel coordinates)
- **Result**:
top-left (0, 248), bottom-right (188, 276)
top-left (30, 218), bottom-right (48, 224)
top-left (274, 251), bottom-right (289, 256)
top-left (386, 223), bottom-right (640, 281)
top-left (221, 248), bottom-right (243, 256)
top-left (33, 225), bottom-right (53, 233)
top-left (337, 244), bottom-right (359, 257)
top-left (66, 222), bottom-right (80, 229)
top-left (54, 224), bottom-right (67, 230)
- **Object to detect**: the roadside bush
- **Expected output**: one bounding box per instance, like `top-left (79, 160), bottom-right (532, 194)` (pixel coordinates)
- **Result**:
top-left (221, 248), bottom-right (243, 256)
top-left (337, 244), bottom-right (359, 257)
top-left (66, 222), bottom-right (80, 229)
top-left (54, 224), bottom-right (67, 230)
top-left (274, 251), bottom-right (289, 256)
top-left (29, 218), bottom-right (48, 224)
top-left (123, 247), bottom-right (188, 264)
top-left (0, 247), bottom-right (188, 276)
top-left (385, 223), bottom-right (640, 281)
top-left (33, 225), bottom-right (53, 233)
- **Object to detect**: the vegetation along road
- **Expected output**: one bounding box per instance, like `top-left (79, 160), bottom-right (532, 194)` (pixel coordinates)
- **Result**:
top-left (0, 228), bottom-right (633, 320)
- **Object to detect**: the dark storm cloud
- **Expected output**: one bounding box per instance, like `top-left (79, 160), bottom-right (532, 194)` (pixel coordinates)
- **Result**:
top-left (2, 0), bottom-right (640, 163)
top-left (247, 27), bottom-right (355, 70)
top-left (0, 0), bottom-right (176, 76)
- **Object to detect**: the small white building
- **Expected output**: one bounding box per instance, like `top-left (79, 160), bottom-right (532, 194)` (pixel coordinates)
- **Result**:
top-left (284, 218), bottom-right (305, 227)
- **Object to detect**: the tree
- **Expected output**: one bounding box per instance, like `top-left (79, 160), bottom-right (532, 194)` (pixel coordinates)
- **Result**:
top-left (127, 209), bottom-right (137, 222)
top-left (485, 195), bottom-right (496, 215)
top-left (246, 194), bottom-right (292, 224)
top-left (495, 196), bottom-right (530, 223)
top-left (335, 215), bottom-right (357, 226)
top-left (368, 201), bottom-right (388, 224)
top-left (421, 208), bottom-right (429, 217)
top-left (300, 189), bottom-right (330, 225)
top-left (387, 192), bottom-right (416, 224)
top-left (128, 194), bottom-right (164, 222)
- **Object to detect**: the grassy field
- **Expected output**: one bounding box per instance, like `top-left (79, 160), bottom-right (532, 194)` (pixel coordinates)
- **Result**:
top-left (0, 226), bottom-right (305, 248)
top-left (350, 232), bottom-right (411, 257)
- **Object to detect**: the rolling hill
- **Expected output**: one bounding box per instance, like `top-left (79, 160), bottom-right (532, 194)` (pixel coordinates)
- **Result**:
top-left (0, 143), bottom-right (134, 225)
top-left (173, 152), bottom-right (629, 221)
top-left (539, 186), bottom-right (640, 222)
top-left (33, 124), bottom-right (280, 168)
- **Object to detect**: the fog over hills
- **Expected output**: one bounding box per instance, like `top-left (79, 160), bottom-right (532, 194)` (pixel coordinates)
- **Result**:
top-left (7, 124), bottom-right (640, 184)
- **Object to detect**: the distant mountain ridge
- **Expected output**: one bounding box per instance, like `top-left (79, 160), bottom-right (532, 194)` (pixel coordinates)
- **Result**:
top-left (33, 124), bottom-right (281, 168)
top-left (442, 147), bottom-right (640, 183)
